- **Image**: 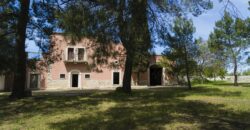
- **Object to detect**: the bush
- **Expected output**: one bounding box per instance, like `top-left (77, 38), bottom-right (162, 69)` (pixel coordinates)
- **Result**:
top-left (191, 77), bottom-right (210, 84)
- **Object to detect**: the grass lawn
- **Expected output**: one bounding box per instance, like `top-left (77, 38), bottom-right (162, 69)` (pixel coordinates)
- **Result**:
top-left (1, 82), bottom-right (250, 130)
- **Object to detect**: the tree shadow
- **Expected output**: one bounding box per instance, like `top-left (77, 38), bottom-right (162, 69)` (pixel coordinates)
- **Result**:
top-left (0, 86), bottom-right (249, 130)
top-left (210, 82), bottom-right (250, 87)
top-left (49, 97), bottom-right (250, 130)
top-left (241, 83), bottom-right (250, 87)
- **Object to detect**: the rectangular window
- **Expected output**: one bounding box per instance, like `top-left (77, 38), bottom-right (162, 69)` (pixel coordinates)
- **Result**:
top-left (68, 48), bottom-right (74, 60)
top-left (60, 74), bottom-right (66, 79)
top-left (113, 72), bottom-right (120, 85)
top-left (85, 74), bottom-right (90, 79)
top-left (78, 48), bottom-right (85, 61)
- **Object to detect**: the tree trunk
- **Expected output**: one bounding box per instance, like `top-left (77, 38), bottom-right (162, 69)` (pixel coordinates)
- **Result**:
top-left (233, 58), bottom-right (238, 86)
top-left (136, 71), bottom-right (140, 85)
top-left (118, 0), bottom-right (150, 93)
top-left (185, 64), bottom-right (192, 89)
top-left (176, 74), bottom-right (180, 84)
top-left (122, 52), bottom-right (134, 93)
top-left (10, 0), bottom-right (30, 99)
top-left (184, 46), bottom-right (192, 89)
top-left (200, 72), bottom-right (204, 84)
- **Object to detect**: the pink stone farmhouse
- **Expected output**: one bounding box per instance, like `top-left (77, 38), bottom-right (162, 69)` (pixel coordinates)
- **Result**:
top-left (1, 34), bottom-right (175, 91)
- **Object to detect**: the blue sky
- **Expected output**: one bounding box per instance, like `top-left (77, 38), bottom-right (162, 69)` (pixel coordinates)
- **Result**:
top-left (194, 0), bottom-right (250, 73)
top-left (154, 0), bottom-right (250, 54)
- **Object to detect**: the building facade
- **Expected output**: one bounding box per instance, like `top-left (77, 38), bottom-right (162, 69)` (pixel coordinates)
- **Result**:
top-left (24, 34), bottom-right (175, 90)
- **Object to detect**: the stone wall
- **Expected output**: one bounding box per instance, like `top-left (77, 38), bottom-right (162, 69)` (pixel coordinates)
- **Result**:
top-left (223, 76), bottom-right (250, 83)
top-left (208, 76), bottom-right (250, 83)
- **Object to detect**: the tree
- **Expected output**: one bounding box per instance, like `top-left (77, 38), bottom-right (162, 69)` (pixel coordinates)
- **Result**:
top-left (203, 60), bottom-right (227, 80)
top-left (0, 0), bottom-right (16, 74)
top-left (242, 69), bottom-right (250, 75)
top-left (9, 0), bottom-right (30, 98)
top-left (208, 12), bottom-right (250, 86)
top-left (195, 38), bottom-right (227, 83)
top-left (161, 17), bottom-right (197, 89)
top-left (57, 0), bottom-right (213, 93)
top-left (195, 38), bottom-right (210, 83)
top-left (0, 0), bottom-right (60, 98)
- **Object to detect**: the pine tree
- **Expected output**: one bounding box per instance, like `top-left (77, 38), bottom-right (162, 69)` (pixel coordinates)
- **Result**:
top-left (57, 0), bottom-right (213, 93)
top-left (208, 12), bottom-right (250, 86)
top-left (1, 0), bottom-right (59, 98)
top-left (161, 17), bottom-right (198, 89)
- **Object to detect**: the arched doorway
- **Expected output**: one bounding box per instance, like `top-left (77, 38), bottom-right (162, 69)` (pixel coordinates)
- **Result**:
top-left (150, 64), bottom-right (163, 86)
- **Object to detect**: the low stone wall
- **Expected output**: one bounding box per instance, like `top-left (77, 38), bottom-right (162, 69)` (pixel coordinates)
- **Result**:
top-left (224, 76), bottom-right (250, 83)
top-left (209, 76), bottom-right (250, 83)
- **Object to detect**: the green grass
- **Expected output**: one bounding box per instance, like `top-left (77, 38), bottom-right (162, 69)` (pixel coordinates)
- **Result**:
top-left (1, 82), bottom-right (250, 130)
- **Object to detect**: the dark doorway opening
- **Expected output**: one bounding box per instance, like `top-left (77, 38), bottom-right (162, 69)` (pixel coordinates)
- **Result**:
top-left (30, 74), bottom-right (39, 89)
top-left (150, 65), bottom-right (162, 86)
top-left (72, 74), bottom-right (78, 87)
top-left (113, 72), bottom-right (120, 85)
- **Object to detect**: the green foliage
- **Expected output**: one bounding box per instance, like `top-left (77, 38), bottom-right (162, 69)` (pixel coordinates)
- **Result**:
top-left (208, 12), bottom-right (250, 85)
top-left (195, 38), bottom-right (228, 82)
top-left (0, 0), bottom-right (18, 74)
top-left (161, 17), bottom-right (198, 87)
top-left (0, 0), bottom-right (59, 73)
top-left (191, 77), bottom-right (211, 84)
top-left (242, 69), bottom-right (250, 75)
top-left (133, 51), bottom-right (151, 73)
top-left (27, 58), bottom-right (40, 71)
top-left (204, 65), bottom-right (227, 79)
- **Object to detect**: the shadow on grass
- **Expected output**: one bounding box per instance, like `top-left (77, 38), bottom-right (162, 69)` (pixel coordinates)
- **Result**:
top-left (209, 81), bottom-right (250, 87)
top-left (0, 86), bottom-right (249, 130)
top-left (49, 99), bottom-right (250, 130)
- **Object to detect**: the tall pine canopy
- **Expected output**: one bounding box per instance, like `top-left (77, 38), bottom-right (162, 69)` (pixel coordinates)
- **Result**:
top-left (57, 0), bottom-right (213, 92)
top-left (1, 0), bottom-right (213, 97)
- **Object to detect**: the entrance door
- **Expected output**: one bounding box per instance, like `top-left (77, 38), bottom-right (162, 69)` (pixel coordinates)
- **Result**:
top-left (113, 72), bottom-right (120, 85)
top-left (30, 74), bottom-right (39, 89)
top-left (150, 66), bottom-right (162, 86)
top-left (72, 74), bottom-right (79, 87)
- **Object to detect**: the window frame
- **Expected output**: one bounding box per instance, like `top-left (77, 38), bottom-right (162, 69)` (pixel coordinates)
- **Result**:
top-left (66, 47), bottom-right (86, 62)
top-left (84, 73), bottom-right (91, 79)
top-left (60, 74), bottom-right (66, 79)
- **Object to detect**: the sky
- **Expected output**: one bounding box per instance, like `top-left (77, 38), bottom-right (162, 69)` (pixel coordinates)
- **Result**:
top-left (153, 0), bottom-right (250, 54)
top-left (193, 0), bottom-right (250, 73)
